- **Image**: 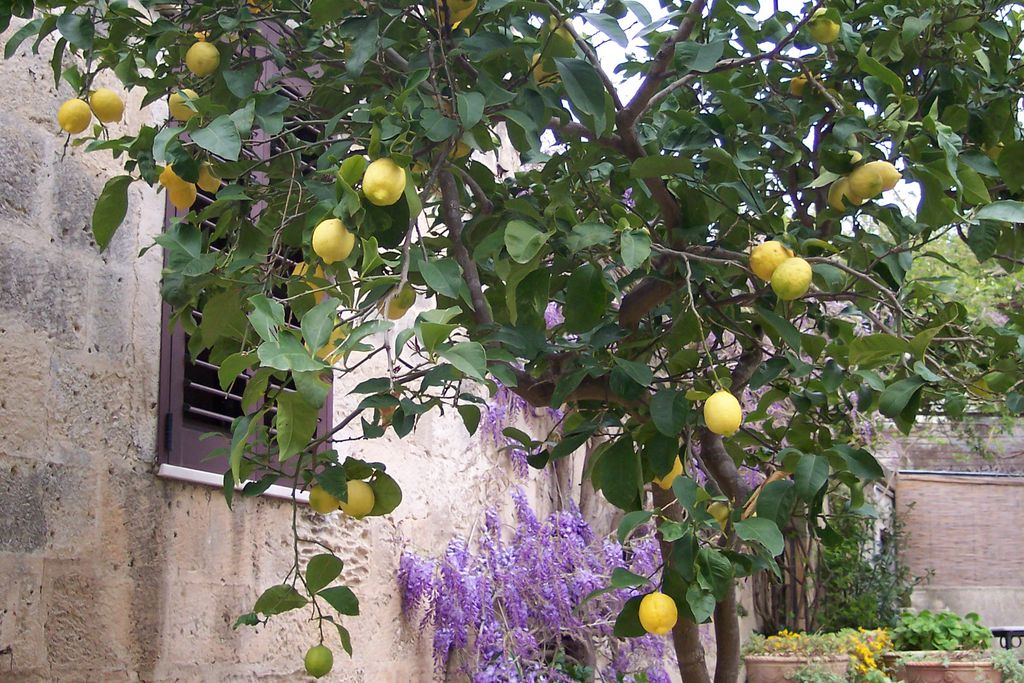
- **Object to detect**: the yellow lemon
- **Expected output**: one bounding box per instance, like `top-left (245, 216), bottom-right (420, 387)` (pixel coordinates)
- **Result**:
top-left (316, 326), bottom-right (347, 362)
top-left (531, 53), bottom-right (560, 85)
top-left (789, 73), bottom-right (810, 97)
top-left (861, 160), bottom-right (901, 192)
top-left (449, 140), bottom-right (472, 159)
top-left (848, 150), bottom-right (863, 165)
top-left (749, 240), bottom-right (794, 281)
top-left (770, 257), bottom-right (813, 300)
top-left (312, 219), bottom-right (356, 264)
top-left (827, 177), bottom-right (863, 211)
top-left (304, 644), bottom-right (334, 679)
top-left (185, 40), bottom-right (220, 77)
top-left (653, 456), bottom-right (683, 490)
top-left (435, 0), bottom-right (477, 27)
top-left (89, 88), bottom-right (124, 123)
top-left (703, 390), bottom-right (742, 436)
top-left (386, 284), bottom-right (416, 320)
top-left (808, 8), bottom-right (840, 44)
top-left (847, 164), bottom-right (883, 199)
top-left (362, 158), bottom-right (407, 207)
top-left (197, 163), bottom-right (221, 194)
top-left (168, 182), bottom-right (198, 210)
top-left (293, 262), bottom-right (329, 304)
top-left (983, 142), bottom-right (1004, 161)
top-left (57, 98), bottom-right (92, 134)
top-left (638, 592), bottom-right (678, 636)
top-left (159, 164), bottom-right (188, 189)
top-left (308, 485), bottom-right (340, 514)
top-left (247, 0), bottom-right (272, 13)
top-left (339, 480), bottom-right (375, 518)
top-left (168, 89), bottom-right (199, 122)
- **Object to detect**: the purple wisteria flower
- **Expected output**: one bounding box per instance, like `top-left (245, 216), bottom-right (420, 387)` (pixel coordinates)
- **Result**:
top-left (397, 490), bottom-right (674, 682)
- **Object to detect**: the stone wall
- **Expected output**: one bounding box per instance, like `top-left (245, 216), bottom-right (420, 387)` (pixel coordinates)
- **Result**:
top-left (0, 21), bottom-right (573, 682)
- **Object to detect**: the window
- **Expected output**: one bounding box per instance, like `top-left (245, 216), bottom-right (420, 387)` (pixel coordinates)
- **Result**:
top-left (157, 73), bottom-right (333, 495)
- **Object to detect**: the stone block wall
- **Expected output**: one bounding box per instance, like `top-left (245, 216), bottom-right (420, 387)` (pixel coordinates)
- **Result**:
top-left (0, 20), bottom-right (572, 682)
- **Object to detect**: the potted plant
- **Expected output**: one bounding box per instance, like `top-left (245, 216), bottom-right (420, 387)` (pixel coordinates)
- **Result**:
top-left (743, 629), bottom-right (890, 683)
top-left (888, 610), bottom-right (1000, 682)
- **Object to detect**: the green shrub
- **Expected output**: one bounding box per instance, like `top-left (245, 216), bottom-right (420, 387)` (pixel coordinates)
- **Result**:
top-left (892, 611), bottom-right (992, 651)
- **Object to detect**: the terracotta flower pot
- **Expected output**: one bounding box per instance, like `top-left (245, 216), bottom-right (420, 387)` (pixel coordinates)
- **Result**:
top-left (886, 651), bottom-right (1001, 683)
top-left (743, 654), bottom-right (849, 683)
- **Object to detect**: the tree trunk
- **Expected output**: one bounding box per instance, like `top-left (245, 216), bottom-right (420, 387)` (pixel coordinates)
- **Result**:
top-left (713, 580), bottom-right (742, 683)
top-left (652, 487), bottom-right (712, 683)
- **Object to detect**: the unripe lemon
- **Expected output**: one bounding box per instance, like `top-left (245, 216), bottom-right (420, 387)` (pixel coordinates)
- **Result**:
top-left (304, 644), bottom-right (334, 679)
top-left (168, 182), bottom-right (198, 210)
top-left (770, 256), bottom-right (813, 300)
top-left (708, 501), bottom-right (730, 530)
top-left (57, 98), bottom-right (92, 134)
top-left (861, 160), bottom-right (901, 192)
top-left (185, 40), bottom-right (220, 77)
top-left (339, 480), bottom-right (375, 518)
top-left (808, 8), bottom-right (840, 44)
top-left (168, 89), bottom-right (199, 122)
top-left (197, 163), bottom-right (222, 194)
top-left (386, 284), bottom-right (416, 320)
top-left (847, 164), bottom-right (883, 199)
top-left (638, 592), bottom-right (678, 635)
top-left (789, 73), bottom-right (810, 97)
top-left (653, 456), bottom-right (683, 490)
top-left (827, 177), bottom-right (863, 211)
top-left (703, 390), bottom-right (743, 436)
top-left (89, 88), bottom-right (124, 123)
top-left (362, 158), bottom-right (407, 207)
top-left (308, 485), bottom-right (340, 514)
top-left (749, 240), bottom-right (794, 281)
top-left (312, 218), bottom-right (356, 264)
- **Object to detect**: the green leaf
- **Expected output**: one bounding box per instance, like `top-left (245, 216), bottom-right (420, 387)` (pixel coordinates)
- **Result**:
top-left (616, 510), bottom-right (653, 544)
top-left (591, 437), bottom-right (642, 511)
top-left (650, 389), bottom-right (688, 437)
top-left (456, 91), bottom-right (485, 129)
top-left (879, 375), bottom-right (927, 418)
top-left (848, 334), bottom-right (910, 367)
top-left (192, 115), bottom-right (242, 161)
top-left (5, 18), bottom-right (42, 60)
top-left (685, 584), bottom-right (715, 623)
top-left (258, 335), bottom-right (325, 372)
top-left (856, 45), bottom-right (904, 96)
top-left (229, 412), bottom-right (260, 484)
top-left (91, 175), bottom-right (132, 251)
top-left (976, 200), bottom-right (1024, 223)
top-left (794, 454), bottom-right (829, 501)
top-left (612, 356), bottom-right (653, 387)
top-left (306, 554), bottom-right (344, 594)
top-left (457, 405), bottom-right (480, 435)
top-left (734, 518), bottom-right (785, 556)
top-left (301, 298), bottom-right (338, 351)
top-left (567, 222), bottom-right (615, 252)
top-left (564, 263), bottom-right (607, 333)
top-left (310, 0), bottom-right (346, 25)
top-left (369, 472), bottom-right (403, 515)
top-left (620, 230), bottom-right (652, 270)
top-left (610, 567), bottom-right (649, 588)
top-left (504, 220), bottom-right (549, 264)
top-left (696, 547), bottom-right (733, 600)
top-left (247, 294), bottom-right (285, 342)
top-left (254, 584), bottom-right (308, 616)
top-left (613, 595), bottom-right (646, 638)
top-left (318, 586), bottom-right (359, 616)
top-left (755, 480), bottom-right (797, 527)
top-left (672, 476), bottom-right (701, 515)
top-left (56, 12), bottom-right (93, 50)
top-left (276, 392), bottom-right (320, 461)
top-left (223, 63), bottom-right (260, 99)
top-left (841, 449), bottom-right (885, 481)
top-left (335, 624), bottom-right (353, 656)
top-left (581, 13), bottom-right (628, 47)
top-left (629, 155), bottom-right (691, 178)
top-left (218, 352), bottom-right (255, 391)
top-left (676, 40), bottom-right (726, 72)
top-left (996, 141), bottom-right (1024, 192)
top-left (439, 342), bottom-right (487, 381)
top-left (756, 306), bottom-right (803, 351)
top-left (554, 58), bottom-right (605, 117)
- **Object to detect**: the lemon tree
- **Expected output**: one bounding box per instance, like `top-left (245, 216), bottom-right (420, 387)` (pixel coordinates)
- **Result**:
top-left (7, 0), bottom-right (1024, 679)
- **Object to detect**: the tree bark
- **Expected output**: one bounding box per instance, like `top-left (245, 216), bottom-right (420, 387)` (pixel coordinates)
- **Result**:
top-left (713, 581), bottom-right (742, 683)
top-left (652, 486), bottom-right (712, 683)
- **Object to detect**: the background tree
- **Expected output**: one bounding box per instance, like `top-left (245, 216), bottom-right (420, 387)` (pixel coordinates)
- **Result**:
top-left (5, 0), bottom-right (1024, 679)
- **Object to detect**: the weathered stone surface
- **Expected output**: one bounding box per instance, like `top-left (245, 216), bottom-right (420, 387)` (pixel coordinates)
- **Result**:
top-left (0, 460), bottom-right (47, 552)
top-left (0, 113), bottom-right (51, 225)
